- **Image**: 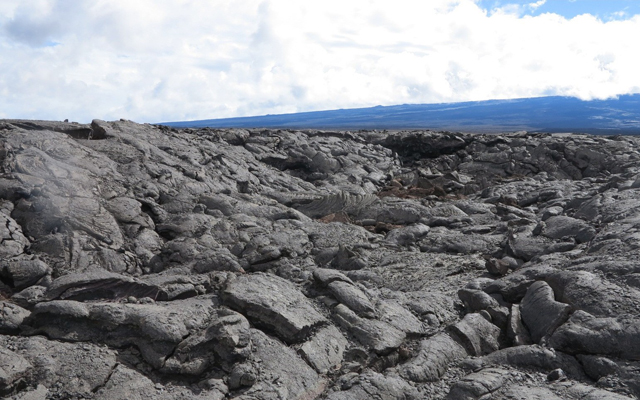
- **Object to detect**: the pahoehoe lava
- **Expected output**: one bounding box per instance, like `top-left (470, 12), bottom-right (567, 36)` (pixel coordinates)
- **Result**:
top-left (1, 119), bottom-right (640, 399)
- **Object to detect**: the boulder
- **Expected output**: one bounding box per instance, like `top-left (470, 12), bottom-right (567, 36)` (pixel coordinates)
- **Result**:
top-left (485, 257), bottom-right (510, 276)
top-left (541, 216), bottom-right (596, 243)
top-left (162, 309), bottom-right (252, 375)
top-left (0, 259), bottom-right (50, 290)
top-left (0, 301), bottom-right (30, 334)
top-left (484, 265), bottom-right (557, 303)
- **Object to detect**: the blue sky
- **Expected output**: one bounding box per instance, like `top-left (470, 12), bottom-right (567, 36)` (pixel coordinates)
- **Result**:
top-left (478, 0), bottom-right (640, 20)
top-left (0, 0), bottom-right (639, 123)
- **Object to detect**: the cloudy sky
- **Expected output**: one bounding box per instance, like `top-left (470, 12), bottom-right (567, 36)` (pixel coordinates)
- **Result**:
top-left (1, 0), bottom-right (639, 123)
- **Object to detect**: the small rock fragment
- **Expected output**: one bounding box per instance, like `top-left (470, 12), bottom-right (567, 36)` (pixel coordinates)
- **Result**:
top-left (485, 257), bottom-right (510, 276)
top-left (547, 368), bottom-right (567, 381)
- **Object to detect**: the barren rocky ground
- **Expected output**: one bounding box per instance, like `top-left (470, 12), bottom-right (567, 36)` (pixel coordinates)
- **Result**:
top-left (1, 119), bottom-right (639, 399)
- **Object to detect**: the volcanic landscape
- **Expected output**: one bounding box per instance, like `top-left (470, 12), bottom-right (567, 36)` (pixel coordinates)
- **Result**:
top-left (1, 119), bottom-right (640, 399)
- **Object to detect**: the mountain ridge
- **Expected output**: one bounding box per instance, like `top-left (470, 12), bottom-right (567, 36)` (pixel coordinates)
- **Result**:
top-left (161, 94), bottom-right (640, 134)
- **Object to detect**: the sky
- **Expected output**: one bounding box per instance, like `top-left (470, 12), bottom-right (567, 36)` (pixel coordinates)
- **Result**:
top-left (0, 0), bottom-right (639, 123)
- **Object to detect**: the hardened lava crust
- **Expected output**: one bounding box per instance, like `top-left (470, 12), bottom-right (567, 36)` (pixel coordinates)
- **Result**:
top-left (1, 119), bottom-right (639, 399)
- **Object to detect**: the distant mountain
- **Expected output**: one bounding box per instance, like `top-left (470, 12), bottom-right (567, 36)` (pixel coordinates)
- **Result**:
top-left (161, 94), bottom-right (640, 134)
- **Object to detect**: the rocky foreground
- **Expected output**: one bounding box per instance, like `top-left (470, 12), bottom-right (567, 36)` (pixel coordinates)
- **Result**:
top-left (1, 119), bottom-right (639, 399)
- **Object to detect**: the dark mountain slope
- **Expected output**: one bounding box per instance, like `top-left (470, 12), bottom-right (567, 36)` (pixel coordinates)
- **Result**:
top-left (162, 94), bottom-right (640, 134)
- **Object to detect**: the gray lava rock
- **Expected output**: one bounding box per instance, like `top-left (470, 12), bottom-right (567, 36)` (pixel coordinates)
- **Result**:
top-left (0, 347), bottom-right (31, 396)
top-left (377, 299), bottom-right (425, 336)
top-left (399, 332), bottom-right (467, 382)
top-left (385, 223), bottom-right (430, 246)
top-left (0, 259), bottom-right (50, 290)
top-left (327, 280), bottom-right (376, 318)
top-left (0, 213), bottom-right (29, 259)
top-left (23, 297), bottom-right (217, 369)
top-left (313, 268), bottom-right (353, 285)
top-left (9, 285), bottom-right (47, 309)
top-left (299, 325), bottom-right (348, 374)
top-left (475, 345), bottom-right (586, 379)
top-left (3, 120), bottom-right (640, 400)
top-left (0, 335), bottom-right (118, 396)
top-left (507, 304), bottom-right (532, 346)
top-left (446, 368), bottom-right (509, 400)
top-left (548, 310), bottom-right (640, 360)
top-left (238, 328), bottom-right (326, 400)
top-left (449, 312), bottom-right (501, 356)
top-left (162, 309), bottom-right (252, 375)
top-left (0, 301), bottom-right (30, 334)
top-left (485, 257), bottom-right (510, 276)
top-left (577, 355), bottom-right (621, 381)
top-left (228, 363), bottom-right (257, 390)
top-left (485, 265), bottom-right (557, 303)
top-left (458, 288), bottom-right (509, 328)
top-left (223, 273), bottom-right (327, 343)
top-left (547, 368), bottom-right (567, 381)
top-left (93, 364), bottom-right (207, 400)
top-left (499, 386), bottom-right (563, 400)
top-left (43, 270), bottom-right (164, 301)
top-left (541, 216), bottom-right (596, 243)
top-left (520, 280), bottom-right (572, 343)
top-left (545, 270), bottom-right (640, 318)
top-left (333, 304), bottom-right (405, 355)
top-left (558, 382), bottom-right (637, 400)
top-left (326, 370), bottom-right (420, 400)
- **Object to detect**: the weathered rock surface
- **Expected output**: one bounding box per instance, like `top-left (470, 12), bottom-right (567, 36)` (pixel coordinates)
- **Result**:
top-left (2, 119), bottom-right (640, 398)
top-left (548, 311), bottom-right (640, 360)
top-left (222, 272), bottom-right (326, 343)
top-left (520, 280), bottom-right (571, 343)
top-left (445, 368), bottom-right (509, 399)
top-left (399, 333), bottom-right (467, 382)
top-left (299, 325), bottom-right (349, 374)
top-left (0, 335), bottom-right (118, 397)
top-left (0, 347), bottom-right (31, 396)
top-left (0, 301), bottom-right (30, 334)
top-left (449, 312), bottom-right (501, 356)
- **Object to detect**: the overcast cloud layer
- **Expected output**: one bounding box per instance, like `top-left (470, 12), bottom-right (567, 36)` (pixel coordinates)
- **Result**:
top-left (1, 0), bottom-right (639, 123)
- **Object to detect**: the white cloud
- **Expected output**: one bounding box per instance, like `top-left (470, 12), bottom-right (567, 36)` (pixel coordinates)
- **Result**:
top-left (529, 0), bottom-right (546, 11)
top-left (0, 0), bottom-right (639, 123)
top-left (610, 10), bottom-right (628, 20)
